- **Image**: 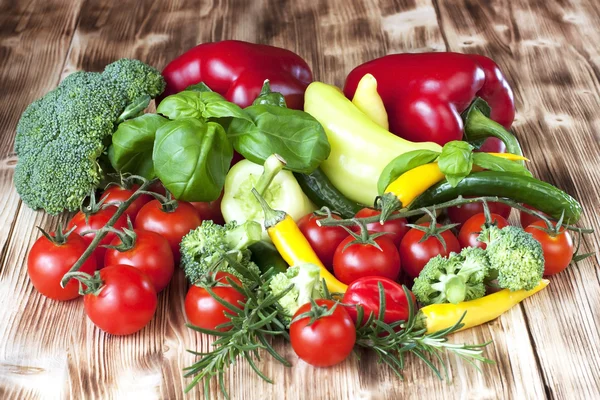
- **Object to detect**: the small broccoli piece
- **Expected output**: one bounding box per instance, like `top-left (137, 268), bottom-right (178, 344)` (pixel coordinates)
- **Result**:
top-left (269, 263), bottom-right (324, 325)
top-left (413, 248), bottom-right (490, 306)
top-left (479, 225), bottom-right (544, 291)
top-left (14, 59), bottom-right (165, 214)
top-left (180, 220), bottom-right (263, 285)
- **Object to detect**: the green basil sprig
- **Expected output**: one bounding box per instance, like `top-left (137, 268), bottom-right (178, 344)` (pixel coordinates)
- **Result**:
top-left (156, 90), bottom-right (252, 123)
top-left (437, 141), bottom-right (475, 187)
top-left (377, 150), bottom-right (441, 195)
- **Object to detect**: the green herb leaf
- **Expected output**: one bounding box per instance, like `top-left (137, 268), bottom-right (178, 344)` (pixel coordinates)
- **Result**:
top-left (228, 105), bottom-right (331, 174)
top-left (157, 90), bottom-right (252, 123)
top-left (472, 153), bottom-right (532, 177)
top-left (377, 150), bottom-right (441, 194)
top-left (108, 114), bottom-right (168, 179)
top-left (153, 119), bottom-right (233, 202)
top-left (186, 82), bottom-right (214, 93)
top-left (438, 141), bottom-right (474, 187)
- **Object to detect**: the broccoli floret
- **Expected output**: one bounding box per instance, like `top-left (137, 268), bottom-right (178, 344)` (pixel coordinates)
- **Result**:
top-left (269, 263), bottom-right (324, 324)
top-left (413, 248), bottom-right (490, 305)
top-left (13, 59), bottom-right (165, 214)
top-left (479, 225), bottom-right (544, 291)
top-left (180, 220), bottom-right (263, 285)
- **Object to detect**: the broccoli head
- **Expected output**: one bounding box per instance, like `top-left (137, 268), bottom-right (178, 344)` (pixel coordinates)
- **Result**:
top-left (14, 59), bottom-right (165, 214)
top-left (269, 263), bottom-right (324, 325)
top-left (180, 220), bottom-right (263, 285)
top-left (479, 225), bottom-right (544, 291)
top-left (412, 247), bottom-right (490, 306)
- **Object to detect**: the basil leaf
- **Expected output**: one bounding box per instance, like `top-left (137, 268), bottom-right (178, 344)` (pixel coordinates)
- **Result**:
top-left (153, 119), bottom-right (232, 202)
top-left (157, 90), bottom-right (252, 124)
top-left (377, 150), bottom-right (441, 194)
top-left (228, 105), bottom-right (330, 174)
top-left (472, 153), bottom-right (532, 177)
top-left (204, 101), bottom-right (252, 122)
top-left (186, 82), bottom-right (214, 93)
top-left (108, 114), bottom-right (168, 179)
top-left (438, 141), bottom-right (474, 187)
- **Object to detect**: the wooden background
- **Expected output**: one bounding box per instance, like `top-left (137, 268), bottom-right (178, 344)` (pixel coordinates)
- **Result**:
top-left (0, 0), bottom-right (599, 399)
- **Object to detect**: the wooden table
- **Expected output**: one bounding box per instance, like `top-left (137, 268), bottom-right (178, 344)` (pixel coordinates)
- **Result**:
top-left (1, 0), bottom-right (599, 399)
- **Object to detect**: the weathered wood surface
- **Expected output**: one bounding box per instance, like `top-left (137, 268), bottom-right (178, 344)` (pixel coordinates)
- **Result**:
top-left (0, 0), bottom-right (598, 398)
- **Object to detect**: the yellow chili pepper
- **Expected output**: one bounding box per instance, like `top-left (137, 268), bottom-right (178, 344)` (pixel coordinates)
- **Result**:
top-left (420, 279), bottom-right (549, 333)
top-left (351, 74), bottom-right (389, 130)
top-left (252, 188), bottom-right (348, 294)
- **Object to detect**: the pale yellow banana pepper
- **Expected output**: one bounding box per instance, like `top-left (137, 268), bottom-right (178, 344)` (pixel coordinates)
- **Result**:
top-left (351, 74), bottom-right (389, 130)
top-left (421, 279), bottom-right (549, 333)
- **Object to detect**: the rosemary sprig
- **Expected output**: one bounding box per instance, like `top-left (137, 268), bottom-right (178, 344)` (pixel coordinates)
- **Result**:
top-left (354, 282), bottom-right (494, 379)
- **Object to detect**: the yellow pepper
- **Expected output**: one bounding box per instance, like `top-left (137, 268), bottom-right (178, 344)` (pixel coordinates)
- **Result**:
top-left (420, 279), bottom-right (549, 333)
top-left (351, 74), bottom-right (389, 130)
top-left (251, 188), bottom-right (348, 294)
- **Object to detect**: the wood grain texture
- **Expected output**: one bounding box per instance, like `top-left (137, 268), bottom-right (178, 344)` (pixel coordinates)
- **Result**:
top-left (0, 0), bottom-right (598, 399)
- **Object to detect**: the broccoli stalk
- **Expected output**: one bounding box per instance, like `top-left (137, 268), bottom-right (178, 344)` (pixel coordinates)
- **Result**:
top-left (180, 220), bottom-right (263, 285)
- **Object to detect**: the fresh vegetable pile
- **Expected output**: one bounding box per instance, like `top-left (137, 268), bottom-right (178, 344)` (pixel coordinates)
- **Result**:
top-left (15, 40), bottom-right (594, 398)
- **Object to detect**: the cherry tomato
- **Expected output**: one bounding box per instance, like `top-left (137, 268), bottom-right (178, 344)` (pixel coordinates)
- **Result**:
top-left (458, 213), bottom-right (509, 249)
top-left (100, 184), bottom-right (153, 222)
top-left (333, 235), bottom-right (401, 284)
top-left (190, 191), bottom-right (225, 225)
top-left (525, 221), bottom-right (574, 276)
top-left (134, 200), bottom-right (202, 262)
top-left (520, 204), bottom-right (548, 228)
top-left (342, 276), bottom-right (416, 325)
top-left (27, 230), bottom-right (97, 301)
top-left (353, 208), bottom-right (409, 247)
top-left (297, 212), bottom-right (348, 270)
top-left (67, 205), bottom-right (128, 268)
top-left (290, 299), bottom-right (355, 367)
top-left (477, 137), bottom-right (506, 153)
top-left (185, 272), bottom-right (246, 332)
top-left (447, 199), bottom-right (511, 225)
top-left (398, 223), bottom-right (461, 278)
top-left (83, 264), bottom-right (157, 335)
top-left (104, 229), bottom-right (174, 292)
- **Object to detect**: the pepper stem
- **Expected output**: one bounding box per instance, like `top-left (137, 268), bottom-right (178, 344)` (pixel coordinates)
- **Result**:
top-left (251, 188), bottom-right (286, 230)
top-left (254, 154), bottom-right (287, 196)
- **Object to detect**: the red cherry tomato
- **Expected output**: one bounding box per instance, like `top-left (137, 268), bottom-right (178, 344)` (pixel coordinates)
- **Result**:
top-left (333, 235), bottom-right (401, 284)
top-left (83, 264), bottom-right (157, 335)
top-left (290, 299), bottom-right (356, 367)
top-left (398, 223), bottom-right (461, 278)
top-left (184, 272), bottom-right (246, 332)
top-left (525, 221), bottom-right (574, 276)
top-left (104, 229), bottom-right (174, 292)
top-left (447, 199), bottom-right (511, 225)
top-left (190, 192), bottom-right (225, 225)
top-left (27, 230), bottom-right (97, 301)
top-left (134, 200), bottom-right (202, 262)
top-left (477, 137), bottom-right (506, 153)
top-left (67, 205), bottom-right (128, 268)
top-left (458, 213), bottom-right (509, 249)
top-left (520, 204), bottom-right (548, 228)
top-left (297, 213), bottom-right (348, 270)
top-left (353, 208), bottom-right (409, 247)
top-left (100, 184), bottom-right (153, 222)
top-left (342, 276), bottom-right (416, 325)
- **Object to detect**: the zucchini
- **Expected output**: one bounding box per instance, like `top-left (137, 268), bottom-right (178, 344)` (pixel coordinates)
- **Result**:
top-left (249, 241), bottom-right (288, 276)
top-left (295, 168), bottom-right (364, 218)
top-left (408, 171), bottom-right (582, 223)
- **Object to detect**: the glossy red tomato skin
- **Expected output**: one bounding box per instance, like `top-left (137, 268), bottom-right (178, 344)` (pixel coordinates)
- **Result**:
top-left (185, 272), bottom-right (245, 332)
top-left (134, 200), bottom-right (202, 262)
top-left (525, 221), bottom-right (574, 276)
top-left (290, 299), bottom-right (356, 367)
top-left (297, 213), bottom-right (348, 271)
top-left (190, 192), bottom-right (225, 225)
top-left (27, 232), bottom-right (97, 301)
top-left (353, 208), bottom-right (409, 247)
top-left (399, 223), bottom-right (461, 278)
top-left (333, 236), bottom-right (401, 284)
top-left (67, 206), bottom-right (128, 269)
top-left (447, 199), bottom-right (511, 225)
top-left (477, 137), bottom-right (506, 153)
top-left (100, 185), bottom-right (153, 222)
top-left (104, 229), bottom-right (174, 292)
top-left (458, 213), bottom-right (509, 249)
top-left (520, 204), bottom-right (548, 228)
top-left (83, 265), bottom-right (157, 335)
top-left (342, 276), bottom-right (416, 325)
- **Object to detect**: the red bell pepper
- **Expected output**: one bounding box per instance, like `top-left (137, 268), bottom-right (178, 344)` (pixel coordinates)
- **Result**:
top-left (160, 40), bottom-right (312, 110)
top-left (343, 52), bottom-right (515, 147)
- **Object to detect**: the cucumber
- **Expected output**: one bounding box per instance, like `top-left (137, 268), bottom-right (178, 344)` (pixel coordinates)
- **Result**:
top-left (295, 168), bottom-right (364, 218)
top-left (408, 171), bottom-right (582, 223)
top-left (249, 241), bottom-right (288, 277)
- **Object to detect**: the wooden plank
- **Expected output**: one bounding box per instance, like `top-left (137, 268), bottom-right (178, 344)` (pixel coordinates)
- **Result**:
top-left (434, 0), bottom-right (600, 398)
